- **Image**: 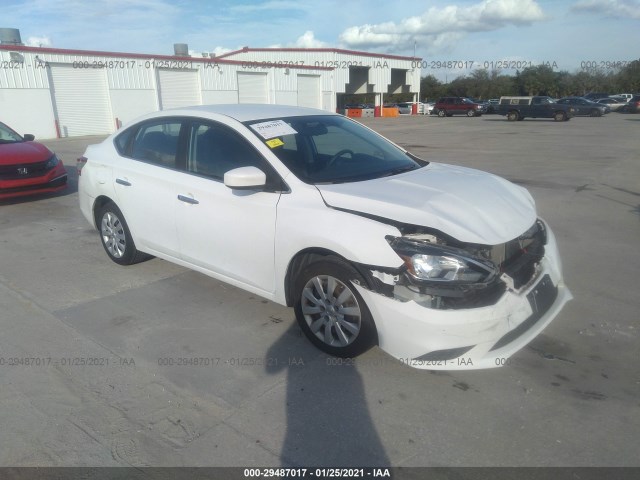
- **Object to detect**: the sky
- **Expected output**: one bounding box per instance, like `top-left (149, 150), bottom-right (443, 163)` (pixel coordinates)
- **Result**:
top-left (4, 0), bottom-right (640, 79)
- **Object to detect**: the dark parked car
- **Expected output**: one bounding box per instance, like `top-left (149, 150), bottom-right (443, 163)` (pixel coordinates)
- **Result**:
top-left (620, 94), bottom-right (640, 113)
top-left (485, 99), bottom-right (499, 114)
top-left (556, 97), bottom-right (608, 116)
top-left (433, 97), bottom-right (485, 117)
top-left (0, 121), bottom-right (68, 200)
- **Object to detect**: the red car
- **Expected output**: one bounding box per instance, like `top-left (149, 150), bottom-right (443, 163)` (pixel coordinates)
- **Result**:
top-left (433, 97), bottom-right (485, 117)
top-left (0, 122), bottom-right (67, 200)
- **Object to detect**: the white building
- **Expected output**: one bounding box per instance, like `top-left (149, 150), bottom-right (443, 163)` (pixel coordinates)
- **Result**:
top-left (1, 33), bottom-right (420, 139)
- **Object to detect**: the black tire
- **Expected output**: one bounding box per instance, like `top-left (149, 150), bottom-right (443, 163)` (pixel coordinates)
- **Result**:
top-left (590, 109), bottom-right (601, 117)
top-left (437, 109), bottom-right (446, 117)
top-left (466, 109), bottom-right (476, 117)
top-left (517, 116), bottom-right (525, 121)
top-left (554, 111), bottom-right (567, 122)
top-left (96, 202), bottom-right (149, 265)
top-left (507, 110), bottom-right (519, 121)
top-left (293, 256), bottom-right (377, 358)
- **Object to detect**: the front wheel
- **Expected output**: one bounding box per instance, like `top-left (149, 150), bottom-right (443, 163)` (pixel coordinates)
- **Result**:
top-left (554, 111), bottom-right (567, 122)
top-left (466, 109), bottom-right (476, 117)
top-left (294, 257), bottom-right (377, 358)
top-left (437, 109), bottom-right (446, 117)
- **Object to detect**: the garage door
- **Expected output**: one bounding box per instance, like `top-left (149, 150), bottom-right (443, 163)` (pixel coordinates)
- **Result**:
top-left (49, 64), bottom-right (113, 137)
top-left (157, 69), bottom-right (202, 110)
top-left (237, 72), bottom-right (268, 104)
top-left (297, 75), bottom-right (321, 108)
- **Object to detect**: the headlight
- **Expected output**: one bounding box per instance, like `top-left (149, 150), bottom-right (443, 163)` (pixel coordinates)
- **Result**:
top-left (387, 236), bottom-right (498, 284)
top-left (411, 254), bottom-right (491, 282)
top-left (45, 154), bottom-right (59, 169)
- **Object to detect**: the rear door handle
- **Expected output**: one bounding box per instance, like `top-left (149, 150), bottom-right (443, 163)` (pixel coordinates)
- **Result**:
top-left (116, 178), bottom-right (131, 186)
top-left (177, 194), bottom-right (199, 205)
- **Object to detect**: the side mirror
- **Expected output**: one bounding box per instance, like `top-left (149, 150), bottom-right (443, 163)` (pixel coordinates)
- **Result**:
top-left (23, 134), bottom-right (35, 141)
top-left (224, 166), bottom-right (266, 190)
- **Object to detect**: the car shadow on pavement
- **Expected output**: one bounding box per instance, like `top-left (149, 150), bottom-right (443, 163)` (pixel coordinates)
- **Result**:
top-left (266, 325), bottom-right (390, 467)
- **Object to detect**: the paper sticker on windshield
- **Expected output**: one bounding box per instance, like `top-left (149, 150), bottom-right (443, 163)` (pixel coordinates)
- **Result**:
top-left (266, 138), bottom-right (284, 148)
top-left (250, 120), bottom-right (297, 139)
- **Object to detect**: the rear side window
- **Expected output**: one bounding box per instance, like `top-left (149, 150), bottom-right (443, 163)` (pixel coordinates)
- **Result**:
top-left (130, 121), bottom-right (182, 168)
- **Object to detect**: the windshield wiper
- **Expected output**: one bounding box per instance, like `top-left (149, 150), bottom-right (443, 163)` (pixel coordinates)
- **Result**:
top-left (381, 165), bottom-right (419, 177)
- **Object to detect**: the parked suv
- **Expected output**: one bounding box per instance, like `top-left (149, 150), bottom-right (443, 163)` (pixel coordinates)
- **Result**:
top-left (433, 97), bottom-right (484, 117)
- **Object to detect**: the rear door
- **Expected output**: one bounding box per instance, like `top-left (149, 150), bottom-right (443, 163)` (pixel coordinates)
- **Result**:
top-left (112, 118), bottom-right (184, 256)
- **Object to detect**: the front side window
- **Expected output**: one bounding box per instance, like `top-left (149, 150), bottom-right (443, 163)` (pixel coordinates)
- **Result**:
top-left (246, 115), bottom-right (425, 184)
top-left (187, 121), bottom-right (270, 181)
top-left (130, 121), bottom-right (182, 168)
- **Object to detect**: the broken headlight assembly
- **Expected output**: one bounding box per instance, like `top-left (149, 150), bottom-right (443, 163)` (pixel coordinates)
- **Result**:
top-left (384, 234), bottom-right (505, 309)
top-left (386, 235), bottom-right (498, 285)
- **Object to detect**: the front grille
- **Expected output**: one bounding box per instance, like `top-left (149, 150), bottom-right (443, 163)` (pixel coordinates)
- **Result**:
top-left (0, 160), bottom-right (52, 180)
top-left (493, 221), bottom-right (546, 289)
top-left (0, 174), bottom-right (67, 194)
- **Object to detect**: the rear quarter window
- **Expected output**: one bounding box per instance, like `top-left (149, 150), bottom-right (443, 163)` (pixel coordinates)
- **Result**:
top-left (114, 127), bottom-right (135, 155)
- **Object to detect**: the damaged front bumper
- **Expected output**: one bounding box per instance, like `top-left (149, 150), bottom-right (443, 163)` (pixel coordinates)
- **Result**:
top-left (356, 222), bottom-right (572, 370)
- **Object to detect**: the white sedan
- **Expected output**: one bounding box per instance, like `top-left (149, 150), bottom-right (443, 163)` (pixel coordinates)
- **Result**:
top-left (78, 104), bottom-right (571, 369)
top-left (596, 97), bottom-right (627, 111)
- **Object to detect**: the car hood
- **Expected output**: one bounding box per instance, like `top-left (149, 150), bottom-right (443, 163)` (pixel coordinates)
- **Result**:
top-left (0, 141), bottom-right (53, 165)
top-left (316, 163), bottom-right (537, 245)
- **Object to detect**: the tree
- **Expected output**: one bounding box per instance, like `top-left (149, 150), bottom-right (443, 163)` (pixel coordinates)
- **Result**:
top-left (420, 75), bottom-right (444, 102)
top-left (615, 60), bottom-right (640, 92)
top-left (517, 65), bottom-right (557, 96)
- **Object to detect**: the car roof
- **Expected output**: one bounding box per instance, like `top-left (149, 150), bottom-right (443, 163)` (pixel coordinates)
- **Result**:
top-left (149, 104), bottom-right (338, 123)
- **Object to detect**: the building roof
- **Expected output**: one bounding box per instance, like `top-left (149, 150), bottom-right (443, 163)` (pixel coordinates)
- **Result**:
top-left (216, 47), bottom-right (420, 62)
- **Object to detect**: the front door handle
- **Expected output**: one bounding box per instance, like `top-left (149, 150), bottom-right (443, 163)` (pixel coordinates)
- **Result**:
top-left (116, 178), bottom-right (131, 187)
top-left (177, 194), bottom-right (199, 205)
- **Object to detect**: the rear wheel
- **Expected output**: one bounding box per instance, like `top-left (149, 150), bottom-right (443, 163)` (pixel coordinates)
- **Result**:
top-left (97, 202), bottom-right (149, 265)
top-left (437, 109), bottom-right (446, 117)
top-left (590, 109), bottom-right (602, 117)
top-left (294, 257), bottom-right (377, 358)
top-left (554, 111), bottom-right (567, 122)
top-left (507, 110), bottom-right (519, 121)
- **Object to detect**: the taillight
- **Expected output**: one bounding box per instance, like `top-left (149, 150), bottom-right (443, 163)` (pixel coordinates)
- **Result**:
top-left (77, 156), bottom-right (87, 175)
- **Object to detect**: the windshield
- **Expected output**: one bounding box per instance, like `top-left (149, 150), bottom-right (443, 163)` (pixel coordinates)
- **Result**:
top-left (0, 122), bottom-right (23, 144)
top-left (245, 115), bottom-right (426, 184)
